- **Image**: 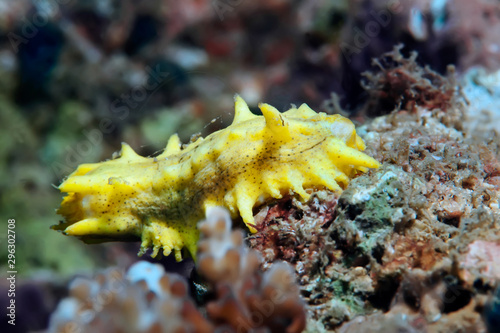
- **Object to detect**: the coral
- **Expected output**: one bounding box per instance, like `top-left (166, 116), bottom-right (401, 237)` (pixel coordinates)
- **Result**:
top-left (197, 206), bottom-right (306, 332)
top-left (54, 96), bottom-right (380, 261)
top-left (48, 263), bottom-right (210, 333)
top-left (459, 240), bottom-right (500, 288)
top-left (248, 189), bottom-right (376, 329)
top-left (247, 57), bottom-right (500, 330)
top-left (48, 207), bottom-right (306, 333)
top-left (331, 106), bottom-right (499, 329)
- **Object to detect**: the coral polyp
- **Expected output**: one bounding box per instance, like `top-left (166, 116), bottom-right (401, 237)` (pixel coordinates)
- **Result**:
top-left (54, 96), bottom-right (380, 261)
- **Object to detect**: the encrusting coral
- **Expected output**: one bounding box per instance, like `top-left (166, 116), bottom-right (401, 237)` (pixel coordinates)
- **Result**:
top-left (48, 207), bottom-right (306, 333)
top-left (54, 95), bottom-right (380, 261)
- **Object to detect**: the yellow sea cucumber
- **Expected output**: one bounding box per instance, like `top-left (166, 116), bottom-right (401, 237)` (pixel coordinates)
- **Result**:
top-left (54, 96), bottom-right (380, 261)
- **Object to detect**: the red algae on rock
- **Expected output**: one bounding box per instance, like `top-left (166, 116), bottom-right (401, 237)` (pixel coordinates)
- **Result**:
top-left (361, 45), bottom-right (459, 117)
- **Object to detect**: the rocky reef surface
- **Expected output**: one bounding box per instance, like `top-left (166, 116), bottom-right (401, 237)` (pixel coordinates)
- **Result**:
top-left (247, 48), bottom-right (500, 332)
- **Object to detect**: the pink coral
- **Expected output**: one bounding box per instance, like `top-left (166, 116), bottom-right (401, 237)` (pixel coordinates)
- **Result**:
top-left (198, 207), bottom-right (307, 333)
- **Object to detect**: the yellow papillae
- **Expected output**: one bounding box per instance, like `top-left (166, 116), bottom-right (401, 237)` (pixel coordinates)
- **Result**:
top-left (54, 96), bottom-right (380, 261)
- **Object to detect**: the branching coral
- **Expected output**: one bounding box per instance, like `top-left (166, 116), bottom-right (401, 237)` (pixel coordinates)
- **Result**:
top-left (48, 262), bottom-right (210, 333)
top-left (198, 207), bottom-right (306, 333)
top-left (48, 207), bottom-right (306, 333)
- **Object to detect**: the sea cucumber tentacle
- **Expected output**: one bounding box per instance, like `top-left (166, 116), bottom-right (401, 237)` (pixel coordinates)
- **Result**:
top-left (54, 96), bottom-right (380, 261)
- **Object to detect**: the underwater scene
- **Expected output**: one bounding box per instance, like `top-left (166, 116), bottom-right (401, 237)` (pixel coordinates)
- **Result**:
top-left (1, 0), bottom-right (500, 332)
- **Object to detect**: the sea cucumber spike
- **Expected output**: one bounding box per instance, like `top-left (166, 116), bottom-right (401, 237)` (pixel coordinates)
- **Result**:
top-left (259, 103), bottom-right (291, 139)
top-left (55, 97), bottom-right (381, 261)
top-left (326, 138), bottom-right (381, 170)
top-left (119, 142), bottom-right (144, 161)
top-left (139, 217), bottom-right (197, 261)
top-left (55, 193), bottom-right (81, 223)
top-left (297, 103), bottom-right (318, 117)
top-left (327, 117), bottom-right (358, 144)
top-left (312, 171), bottom-right (344, 192)
top-left (69, 163), bottom-right (100, 176)
top-left (157, 133), bottom-right (181, 159)
top-left (287, 170), bottom-right (310, 201)
top-left (223, 180), bottom-right (260, 232)
top-left (355, 135), bottom-right (367, 150)
top-left (284, 103), bottom-right (317, 119)
top-left (235, 188), bottom-right (258, 233)
top-left (356, 166), bottom-right (369, 173)
top-left (58, 178), bottom-right (81, 193)
top-left (58, 175), bottom-right (98, 193)
top-left (64, 218), bottom-right (106, 236)
top-left (262, 176), bottom-right (283, 199)
top-left (232, 94), bottom-right (257, 125)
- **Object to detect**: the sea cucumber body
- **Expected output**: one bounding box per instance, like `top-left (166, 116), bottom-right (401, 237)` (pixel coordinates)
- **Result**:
top-left (55, 96), bottom-right (380, 260)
